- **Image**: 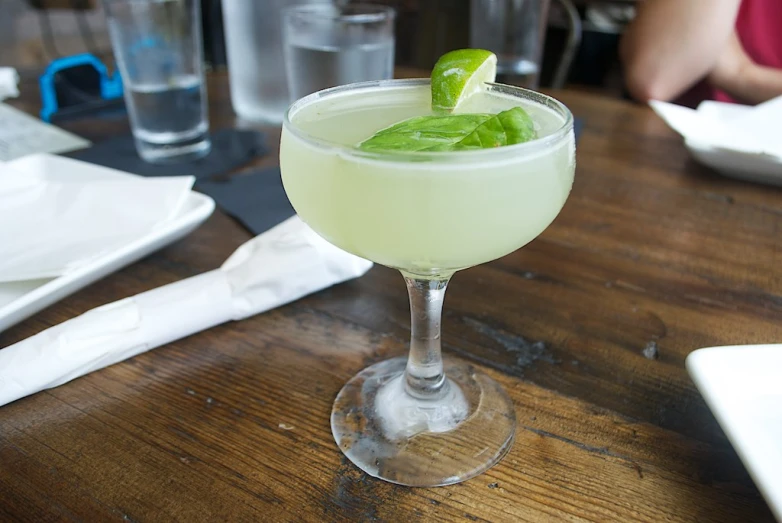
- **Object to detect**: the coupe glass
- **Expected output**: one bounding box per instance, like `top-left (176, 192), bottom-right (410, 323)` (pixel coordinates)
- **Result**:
top-left (280, 79), bottom-right (575, 486)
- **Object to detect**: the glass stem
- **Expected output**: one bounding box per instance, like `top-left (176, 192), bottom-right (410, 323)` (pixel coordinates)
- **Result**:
top-left (402, 272), bottom-right (452, 400)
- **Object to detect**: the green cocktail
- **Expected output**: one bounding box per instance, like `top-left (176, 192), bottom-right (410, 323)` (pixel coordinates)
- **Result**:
top-left (280, 50), bottom-right (575, 486)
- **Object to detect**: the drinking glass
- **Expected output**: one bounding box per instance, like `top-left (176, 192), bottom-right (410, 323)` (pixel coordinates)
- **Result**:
top-left (280, 79), bottom-right (575, 486)
top-left (282, 4), bottom-right (395, 101)
top-left (104, 0), bottom-right (210, 164)
top-left (222, 0), bottom-right (331, 124)
top-left (470, 0), bottom-right (551, 87)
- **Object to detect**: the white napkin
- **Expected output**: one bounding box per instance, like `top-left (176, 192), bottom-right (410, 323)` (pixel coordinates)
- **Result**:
top-left (0, 68), bottom-right (19, 100)
top-left (0, 155), bottom-right (194, 282)
top-left (650, 96), bottom-right (782, 159)
top-left (0, 216), bottom-right (372, 407)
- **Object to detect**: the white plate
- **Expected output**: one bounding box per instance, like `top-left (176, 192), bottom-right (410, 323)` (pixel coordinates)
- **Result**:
top-left (0, 157), bottom-right (215, 333)
top-left (687, 345), bottom-right (782, 522)
top-left (650, 98), bottom-right (782, 186)
top-left (686, 139), bottom-right (782, 187)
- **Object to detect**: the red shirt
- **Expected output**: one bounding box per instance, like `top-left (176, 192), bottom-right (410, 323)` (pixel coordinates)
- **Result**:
top-left (713, 0), bottom-right (782, 103)
top-left (679, 0), bottom-right (782, 106)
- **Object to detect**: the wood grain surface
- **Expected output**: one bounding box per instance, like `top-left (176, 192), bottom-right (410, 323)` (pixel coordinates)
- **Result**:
top-left (0, 71), bottom-right (778, 522)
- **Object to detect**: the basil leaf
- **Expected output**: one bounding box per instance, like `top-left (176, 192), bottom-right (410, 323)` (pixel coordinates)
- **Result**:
top-left (358, 107), bottom-right (537, 153)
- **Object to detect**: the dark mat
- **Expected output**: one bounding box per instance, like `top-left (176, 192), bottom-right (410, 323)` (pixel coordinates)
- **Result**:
top-left (196, 166), bottom-right (295, 235)
top-left (66, 128), bottom-right (266, 179)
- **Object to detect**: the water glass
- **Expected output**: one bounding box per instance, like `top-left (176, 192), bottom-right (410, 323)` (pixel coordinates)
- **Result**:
top-left (222, 0), bottom-right (330, 124)
top-left (282, 4), bottom-right (396, 101)
top-left (104, 0), bottom-right (210, 164)
top-left (470, 0), bottom-right (551, 87)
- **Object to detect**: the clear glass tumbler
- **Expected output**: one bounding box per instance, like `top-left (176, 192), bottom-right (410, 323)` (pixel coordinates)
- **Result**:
top-left (222, 0), bottom-right (331, 124)
top-left (470, 0), bottom-right (551, 87)
top-left (104, 0), bottom-right (210, 163)
top-left (282, 4), bottom-right (396, 101)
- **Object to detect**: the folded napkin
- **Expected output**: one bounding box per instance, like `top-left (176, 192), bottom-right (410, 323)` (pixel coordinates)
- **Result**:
top-left (0, 68), bottom-right (19, 100)
top-left (0, 216), bottom-right (372, 407)
top-left (0, 155), bottom-right (194, 282)
top-left (650, 96), bottom-right (782, 159)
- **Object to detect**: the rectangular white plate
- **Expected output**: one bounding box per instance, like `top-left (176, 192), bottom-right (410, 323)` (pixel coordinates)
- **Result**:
top-left (687, 345), bottom-right (782, 522)
top-left (0, 156), bottom-right (215, 333)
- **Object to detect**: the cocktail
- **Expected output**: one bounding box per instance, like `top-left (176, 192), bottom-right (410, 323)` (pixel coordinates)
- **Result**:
top-left (280, 50), bottom-right (575, 486)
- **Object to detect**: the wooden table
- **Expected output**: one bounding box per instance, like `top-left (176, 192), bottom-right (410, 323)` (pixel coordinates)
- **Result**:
top-left (1, 72), bottom-right (779, 522)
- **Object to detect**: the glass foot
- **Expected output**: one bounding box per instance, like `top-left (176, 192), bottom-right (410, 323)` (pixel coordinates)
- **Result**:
top-left (331, 356), bottom-right (516, 487)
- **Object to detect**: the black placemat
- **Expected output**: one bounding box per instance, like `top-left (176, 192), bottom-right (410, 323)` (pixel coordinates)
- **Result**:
top-left (66, 128), bottom-right (266, 179)
top-left (196, 166), bottom-right (295, 235)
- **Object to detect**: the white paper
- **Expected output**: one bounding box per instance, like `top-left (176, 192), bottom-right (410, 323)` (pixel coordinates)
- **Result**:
top-left (0, 103), bottom-right (90, 161)
top-left (695, 100), bottom-right (751, 123)
top-left (0, 216), bottom-right (372, 407)
top-left (222, 217), bottom-right (374, 319)
top-left (0, 156), bottom-right (194, 282)
top-left (650, 96), bottom-right (782, 159)
top-left (0, 68), bottom-right (19, 101)
top-left (731, 96), bottom-right (782, 158)
top-left (0, 271), bottom-right (235, 405)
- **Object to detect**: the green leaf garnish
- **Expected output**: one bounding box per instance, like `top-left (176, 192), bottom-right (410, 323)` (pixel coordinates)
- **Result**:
top-left (358, 107), bottom-right (537, 152)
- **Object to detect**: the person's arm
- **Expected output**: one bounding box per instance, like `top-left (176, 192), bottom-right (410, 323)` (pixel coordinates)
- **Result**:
top-left (620, 0), bottom-right (742, 102)
top-left (708, 33), bottom-right (782, 104)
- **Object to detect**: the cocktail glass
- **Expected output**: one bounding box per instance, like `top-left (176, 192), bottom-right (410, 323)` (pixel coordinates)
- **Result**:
top-left (280, 79), bottom-right (575, 486)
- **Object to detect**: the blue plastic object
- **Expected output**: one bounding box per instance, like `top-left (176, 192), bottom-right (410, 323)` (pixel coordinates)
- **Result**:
top-left (39, 53), bottom-right (124, 122)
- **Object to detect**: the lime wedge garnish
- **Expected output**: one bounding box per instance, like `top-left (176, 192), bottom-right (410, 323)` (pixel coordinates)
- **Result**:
top-left (355, 48), bottom-right (538, 153)
top-left (431, 49), bottom-right (497, 112)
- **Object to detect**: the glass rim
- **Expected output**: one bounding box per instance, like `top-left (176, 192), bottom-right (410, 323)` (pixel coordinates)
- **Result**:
top-left (282, 3), bottom-right (396, 24)
top-left (283, 78), bottom-right (575, 163)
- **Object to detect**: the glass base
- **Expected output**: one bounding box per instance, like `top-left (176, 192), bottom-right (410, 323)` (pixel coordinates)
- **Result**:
top-left (331, 356), bottom-right (516, 487)
top-left (135, 132), bottom-right (211, 164)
